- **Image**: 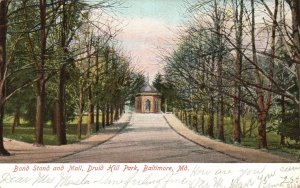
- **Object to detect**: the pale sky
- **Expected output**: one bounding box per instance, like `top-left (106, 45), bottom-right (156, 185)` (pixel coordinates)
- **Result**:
top-left (115, 0), bottom-right (196, 81)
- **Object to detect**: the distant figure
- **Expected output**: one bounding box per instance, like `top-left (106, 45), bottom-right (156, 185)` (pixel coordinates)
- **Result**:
top-left (145, 99), bottom-right (151, 112)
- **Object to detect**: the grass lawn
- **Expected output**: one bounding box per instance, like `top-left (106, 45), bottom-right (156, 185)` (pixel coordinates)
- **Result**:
top-left (180, 113), bottom-right (300, 160)
top-left (3, 115), bottom-right (102, 145)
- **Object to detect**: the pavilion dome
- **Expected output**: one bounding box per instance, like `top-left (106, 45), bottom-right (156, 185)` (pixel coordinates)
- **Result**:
top-left (140, 82), bottom-right (158, 93)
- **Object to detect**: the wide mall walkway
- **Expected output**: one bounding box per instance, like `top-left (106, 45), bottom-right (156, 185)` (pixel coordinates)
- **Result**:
top-left (55, 113), bottom-right (241, 162)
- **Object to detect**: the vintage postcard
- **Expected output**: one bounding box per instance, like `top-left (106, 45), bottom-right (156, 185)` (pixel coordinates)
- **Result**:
top-left (0, 0), bottom-right (299, 187)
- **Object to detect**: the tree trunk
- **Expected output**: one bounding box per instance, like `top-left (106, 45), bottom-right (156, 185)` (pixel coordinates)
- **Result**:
top-left (101, 107), bottom-right (106, 128)
top-left (95, 103), bottom-right (100, 132)
top-left (280, 95), bottom-right (286, 145)
top-left (0, 0), bottom-right (9, 155)
top-left (86, 86), bottom-right (92, 137)
top-left (289, 0), bottom-right (300, 135)
top-left (51, 101), bottom-right (57, 135)
top-left (0, 2), bottom-right (9, 153)
top-left (280, 133), bottom-right (286, 146)
top-left (188, 112), bottom-right (192, 128)
top-left (213, 0), bottom-right (225, 142)
top-left (94, 48), bottom-right (100, 132)
top-left (53, 100), bottom-right (60, 142)
top-left (217, 100), bottom-right (225, 141)
top-left (57, 64), bottom-right (67, 145)
top-left (0, 103), bottom-right (9, 156)
top-left (106, 104), bottom-right (110, 126)
top-left (217, 63), bottom-right (225, 141)
top-left (34, 0), bottom-right (47, 147)
top-left (57, 0), bottom-right (68, 145)
top-left (114, 103), bottom-right (119, 121)
top-left (76, 84), bottom-right (84, 140)
top-left (257, 111), bottom-right (268, 149)
top-left (279, 1), bottom-right (286, 146)
top-left (110, 105), bottom-right (114, 125)
top-left (193, 111), bottom-right (198, 132)
top-left (11, 108), bottom-right (20, 134)
top-left (200, 110), bottom-right (205, 135)
top-left (207, 96), bottom-right (214, 138)
top-left (180, 110), bottom-right (183, 121)
top-left (91, 104), bottom-right (94, 124)
top-left (164, 99), bottom-right (167, 113)
top-left (120, 103), bottom-right (124, 116)
top-left (253, 0), bottom-right (278, 149)
top-left (232, 0), bottom-right (244, 144)
top-left (242, 117), bottom-right (247, 138)
top-left (184, 110), bottom-right (188, 125)
top-left (232, 95), bottom-right (241, 143)
top-left (35, 88), bottom-right (45, 146)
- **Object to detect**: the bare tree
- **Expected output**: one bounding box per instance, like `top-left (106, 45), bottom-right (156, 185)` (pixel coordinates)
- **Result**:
top-left (34, 0), bottom-right (47, 146)
top-left (232, 0), bottom-right (244, 144)
top-left (288, 0), bottom-right (300, 131)
top-left (0, 0), bottom-right (10, 156)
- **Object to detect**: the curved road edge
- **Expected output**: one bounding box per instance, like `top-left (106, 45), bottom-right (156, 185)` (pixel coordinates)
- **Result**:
top-left (163, 114), bottom-right (295, 163)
